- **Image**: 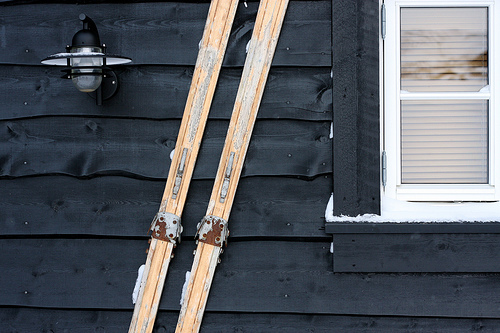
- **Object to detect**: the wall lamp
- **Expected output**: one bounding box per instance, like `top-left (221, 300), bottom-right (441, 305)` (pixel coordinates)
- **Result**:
top-left (41, 14), bottom-right (131, 105)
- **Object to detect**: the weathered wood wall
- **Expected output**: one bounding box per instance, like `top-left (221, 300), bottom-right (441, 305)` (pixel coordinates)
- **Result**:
top-left (327, 223), bottom-right (500, 272)
top-left (1, 0), bottom-right (499, 332)
top-left (0, 1), bottom-right (333, 331)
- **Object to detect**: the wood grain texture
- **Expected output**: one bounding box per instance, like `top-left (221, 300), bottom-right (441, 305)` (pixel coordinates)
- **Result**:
top-left (129, 238), bottom-right (174, 333)
top-left (3, 308), bottom-right (500, 333)
top-left (205, 0), bottom-right (290, 221)
top-left (158, 0), bottom-right (239, 216)
top-left (0, 175), bottom-right (331, 237)
top-left (332, 233), bottom-right (500, 273)
top-left (177, 1), bottom-right (290, 330)
top-left (131, 1), bottom-right (240, 330)
top-left (0, 118), bottom-right (332, 179)
top-left (0, 1), bottom-right (331, 67)
top-left (1, 238), bottom-right (500, 319)
top-left (176, 242), bottom-right (220, 332)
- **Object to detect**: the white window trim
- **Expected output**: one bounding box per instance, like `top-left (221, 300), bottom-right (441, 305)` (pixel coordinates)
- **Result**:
top-left (383, 0), bottom-right (500, 204)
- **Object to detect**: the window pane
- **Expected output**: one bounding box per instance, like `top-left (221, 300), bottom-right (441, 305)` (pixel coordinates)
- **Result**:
top-left (401, 100), bottom-right (488, 184)
top-left (401, 7), bottom-right (488, 92)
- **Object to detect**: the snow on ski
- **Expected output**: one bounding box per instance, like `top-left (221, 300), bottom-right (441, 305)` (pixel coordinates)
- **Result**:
top-left (129, 1), bottom-right (239, 332)
top-left (176, 1), bottom-right (289, 331)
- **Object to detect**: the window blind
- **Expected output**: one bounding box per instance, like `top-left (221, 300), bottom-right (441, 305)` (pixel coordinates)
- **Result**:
top-left (401, 100), bottom-right (488, 184)
top-left (400, 7), bottom-right (488, 92)
top-left (400, 7), bottom-right (489, 184)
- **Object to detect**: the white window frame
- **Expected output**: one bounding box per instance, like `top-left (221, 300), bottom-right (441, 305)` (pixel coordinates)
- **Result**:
top-left (383, 0), bottom-right (500, 203)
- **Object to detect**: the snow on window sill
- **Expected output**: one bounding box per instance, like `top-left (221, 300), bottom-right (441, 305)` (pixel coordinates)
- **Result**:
top-left (325, 195), bottom-right (500, 223)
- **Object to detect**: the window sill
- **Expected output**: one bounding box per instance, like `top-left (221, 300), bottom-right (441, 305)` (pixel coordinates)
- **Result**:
top-left (325, 196), bottom-right (500, 223)
top-left (393, 184), bottom-right (497, 202)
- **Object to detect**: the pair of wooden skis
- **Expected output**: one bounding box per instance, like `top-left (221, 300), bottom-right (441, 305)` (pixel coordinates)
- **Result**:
top-left (129, 0), bottom-right (289, 332)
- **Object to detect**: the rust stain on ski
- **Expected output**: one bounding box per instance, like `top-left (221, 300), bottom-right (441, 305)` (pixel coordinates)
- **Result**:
top-left (198, 215), bottom-right (228, 247)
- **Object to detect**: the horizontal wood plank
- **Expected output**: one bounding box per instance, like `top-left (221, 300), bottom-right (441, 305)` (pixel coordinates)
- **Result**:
top-left (1, 238), bottom-right (499, 318)
top-left (0, 1), bottom-right (331, 67)
top-left (0, 118), bottom-right (332, 178)
top-left (0, 175), bottom-right (331, 237)
top-left (0, 65), bottom-right (332, 121)
top-left (332, 233), bottom-right (500, 273)
top-left (2, 307), bottom-right (499, 332)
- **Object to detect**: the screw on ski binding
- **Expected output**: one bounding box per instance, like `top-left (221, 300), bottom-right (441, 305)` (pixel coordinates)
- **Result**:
top-left (196, 215), bottom-right (229, 247)
top-left (150, 212), bottom-right (183, 244)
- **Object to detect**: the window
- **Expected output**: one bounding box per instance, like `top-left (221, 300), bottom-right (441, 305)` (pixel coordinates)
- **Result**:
top-left (383, 0), bottom-right (500, 203)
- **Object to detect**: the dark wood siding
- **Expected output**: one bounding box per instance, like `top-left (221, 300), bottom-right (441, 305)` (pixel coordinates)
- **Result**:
top-left (1, 0), bottom-right (499, 332)
top-left (332, 0), bottom-right (380, 216)
top-left (327, 223), bottom-right (500, 272)
top-left (4, 308), bottom-right (500, 332)
top-left (0, 66), bottom-right (332, 120)
top-left (0, 1), bottom-right (333, 331)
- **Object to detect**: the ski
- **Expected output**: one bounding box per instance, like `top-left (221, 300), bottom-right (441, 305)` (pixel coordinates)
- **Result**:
top-left (129, 1), bottom-right (239, 332)
top-left (176, 1), bottom-right (289, 331)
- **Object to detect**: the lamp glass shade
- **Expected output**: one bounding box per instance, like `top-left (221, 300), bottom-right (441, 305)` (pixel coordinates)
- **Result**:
top-left (70, 47), bottom-right (103, 92)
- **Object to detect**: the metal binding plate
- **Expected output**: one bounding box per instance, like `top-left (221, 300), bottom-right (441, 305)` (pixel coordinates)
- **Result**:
top-left (196, 215), bottom-right (229, 247)
top-left (172, 148), bottom-right (189, 199)
top-left (150, 212), bottom-right (183, 244)
top-left (220, 152), bottom-right (235, 203)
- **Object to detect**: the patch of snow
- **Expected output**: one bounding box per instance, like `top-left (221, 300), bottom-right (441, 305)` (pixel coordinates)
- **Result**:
top-left (324, 193), bottom-right (334, 221)
top-left (326, 196), bottom-right (500, 223)
top-left (330, 242), bottom-right (334, 254)
top-left (329, 122), bottom-right (333, 139)
top-left (246, 40), bottom-right (251, 54)
top-left (132, 264), bottom-right (145, 304)
top-left (244, 1), bottom-right (248, 8)
top-left (170, 148), bottom-right (175, 160)
top-left (180, 271), bottom-right (191, 306)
